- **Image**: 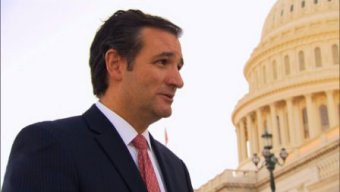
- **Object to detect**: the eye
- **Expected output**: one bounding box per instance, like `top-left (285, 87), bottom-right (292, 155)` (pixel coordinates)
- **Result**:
top-left (155, 59), bottom-right (169, 66)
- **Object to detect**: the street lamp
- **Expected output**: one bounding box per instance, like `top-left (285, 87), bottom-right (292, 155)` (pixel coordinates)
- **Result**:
top-left (251, 129), bottom-right (288, 192)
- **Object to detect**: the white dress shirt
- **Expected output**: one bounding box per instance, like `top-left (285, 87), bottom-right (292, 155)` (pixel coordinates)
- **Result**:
top-left (95, 102), bottom-right (166, 192)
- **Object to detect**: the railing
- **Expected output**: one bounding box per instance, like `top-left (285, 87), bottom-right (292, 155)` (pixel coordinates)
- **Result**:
top-left (195, 169), bottom-right (257, 192)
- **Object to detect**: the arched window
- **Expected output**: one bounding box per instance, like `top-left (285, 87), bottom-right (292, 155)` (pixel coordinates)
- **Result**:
top-left (332, 44), bottom-right (339, 64)
top-left (272, 60), bottom-right (278, 80)
top-left (302, 108), bottom-right (309, 139)
top-left (319, 105), bottom-right (329, 130)
top-left (284, 55), bottom-right (290, 75)
top-left (299, 51), bottom-right (306, 71)
top-left (315, 47), bottom-right (322, 67)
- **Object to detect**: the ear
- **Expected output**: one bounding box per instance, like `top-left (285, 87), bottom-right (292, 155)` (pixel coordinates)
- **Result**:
top-left (105, 49), bottom-right (124, 81)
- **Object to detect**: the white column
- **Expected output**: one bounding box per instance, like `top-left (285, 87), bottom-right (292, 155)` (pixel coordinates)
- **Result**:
top-left (256, 109), bottom-right (263, 150)
top-left (326, 90), bottom-right (338, 128)
top-left (246, 114), bottom-right (256, 155)
top-left (253, 116), bottom-right (260, 154)
top-left (278, 109), bottom-right (289, 146)
top-left (305, 94), bottom-right (320, 138)
top-left (239, 120), bottom-right (247, 161)
top-left (293, 102), bottom-right (304, 145)
top-left (270, 104), bottom-right (280, 149)
top-left (286, 98), bottom-right (296, 146)
top-left (236, 126), bottom-right (242, 163)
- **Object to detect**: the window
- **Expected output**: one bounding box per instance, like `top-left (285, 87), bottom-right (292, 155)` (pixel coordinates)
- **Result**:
top-left (302, 0), bottom-right (306, 8)
top-left (273, 61), bottom-right (278, 80)
top-left (332, 44), bottom-right (339, 64)
top-left (302, 108), bottom-right (309, 139)
top-left (314, 0), bottom-right (318, 4)
top-left (299, 51), bottom-right (306, 71)
top-left (281, 10), bottom-right (284, 16)
top-left (290, 5), bottom-right (294, 12)
top-left (319, 105), bottom-right (329, 130)
top-left (315, 47), bottom-right (322, 67)
top-left (284, 55), bottom-right (290, 75)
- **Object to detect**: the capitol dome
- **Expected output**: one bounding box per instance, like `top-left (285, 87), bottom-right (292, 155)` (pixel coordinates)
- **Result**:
top-left (233, 0), bottom-right (339, 168)
top-left (196, 1), bottom-right (339, 191)
top-left (261, 0), bottom-right (339, 41)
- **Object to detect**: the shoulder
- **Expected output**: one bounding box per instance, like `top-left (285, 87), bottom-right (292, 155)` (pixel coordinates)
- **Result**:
top-left (13, 115), bottom-right (86, 149)
top-left (3, 118), bottom-right (81, 191)
top-left (19, 115), bottom-right (84, 135)
top-left (8, 115), bottom-right (88, 170)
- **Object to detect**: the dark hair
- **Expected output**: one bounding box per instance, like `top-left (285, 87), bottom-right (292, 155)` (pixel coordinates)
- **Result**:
top-left (89, 9), bottom-right (182, 97)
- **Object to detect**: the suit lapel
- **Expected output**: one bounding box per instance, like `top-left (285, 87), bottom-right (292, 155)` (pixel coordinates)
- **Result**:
top-left (82, 105), bottom-right (147, 192)
top-left (150, 135), bottom-right (175, 192)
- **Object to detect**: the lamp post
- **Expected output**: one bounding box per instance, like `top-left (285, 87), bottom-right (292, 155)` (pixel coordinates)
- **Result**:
top-left (251, 129), bottom-right (288, 192)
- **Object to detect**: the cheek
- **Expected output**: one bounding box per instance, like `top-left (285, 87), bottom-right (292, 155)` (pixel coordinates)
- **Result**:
top-left (130, 73), bottom-right (156, 98)
top-left (139, 70), bottom-right (164, 87)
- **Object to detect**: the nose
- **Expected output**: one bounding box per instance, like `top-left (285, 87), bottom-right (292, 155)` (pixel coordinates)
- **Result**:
top-left (167, 67), bottom-right (184, 89)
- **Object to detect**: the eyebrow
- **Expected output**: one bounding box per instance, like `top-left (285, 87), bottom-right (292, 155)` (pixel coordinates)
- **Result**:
top-left (154, 52), bottom-right (184, 66)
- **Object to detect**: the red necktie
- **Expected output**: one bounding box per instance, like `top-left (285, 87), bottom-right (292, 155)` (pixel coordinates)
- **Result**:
top-left (132, 135), bottom-right (161, 192)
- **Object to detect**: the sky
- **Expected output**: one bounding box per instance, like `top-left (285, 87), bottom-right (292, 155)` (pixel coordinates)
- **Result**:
top-left (1, 0), bottom-right (277, 189)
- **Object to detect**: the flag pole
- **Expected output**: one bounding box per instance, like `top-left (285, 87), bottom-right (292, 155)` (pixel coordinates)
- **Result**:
top-left (164, 127), bottom-right (168, 146)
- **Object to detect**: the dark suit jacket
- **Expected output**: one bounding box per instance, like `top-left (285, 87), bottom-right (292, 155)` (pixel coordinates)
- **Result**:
top-left (2, 105), bottom-right (193, 192)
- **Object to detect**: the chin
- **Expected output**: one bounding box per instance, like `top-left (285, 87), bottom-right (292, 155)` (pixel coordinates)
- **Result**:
top-left (159, 109), bottom-right (172, 118)
top-left (163, 113), bottom-right (172, 118)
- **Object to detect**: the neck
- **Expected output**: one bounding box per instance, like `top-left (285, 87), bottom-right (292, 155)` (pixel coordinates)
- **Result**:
top-left (99, 96), bottom-right (151, 134)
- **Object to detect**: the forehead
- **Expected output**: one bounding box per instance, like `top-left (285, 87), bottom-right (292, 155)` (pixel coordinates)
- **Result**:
top-left (139, 27), bottom-right (183, 58)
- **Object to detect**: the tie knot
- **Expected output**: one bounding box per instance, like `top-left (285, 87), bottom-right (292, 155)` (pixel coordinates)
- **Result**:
top-left (132, 134), bottom-right (148, 150)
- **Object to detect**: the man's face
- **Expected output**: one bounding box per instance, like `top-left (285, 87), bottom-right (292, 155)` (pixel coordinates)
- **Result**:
top-left (121, 27), bottom-right (184, 123)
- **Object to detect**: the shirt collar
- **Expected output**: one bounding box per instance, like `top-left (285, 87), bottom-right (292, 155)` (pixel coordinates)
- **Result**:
top-left (95, 101), bottom-right (152, 149)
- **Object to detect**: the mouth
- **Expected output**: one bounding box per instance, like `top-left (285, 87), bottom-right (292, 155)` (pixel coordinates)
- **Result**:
top-left (159, 93), bottom-right (175, 103)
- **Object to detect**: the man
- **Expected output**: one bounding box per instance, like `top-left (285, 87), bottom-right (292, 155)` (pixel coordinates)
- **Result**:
top-left (2, 9), bottom-right (193, 192)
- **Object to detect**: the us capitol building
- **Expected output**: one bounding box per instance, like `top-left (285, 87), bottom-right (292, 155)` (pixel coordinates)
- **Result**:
top-left (196, 0), bottom-right (339, 191)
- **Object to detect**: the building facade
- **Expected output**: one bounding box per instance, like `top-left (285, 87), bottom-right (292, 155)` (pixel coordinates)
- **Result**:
top-left (196, 0), bottom-right (339, 191)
